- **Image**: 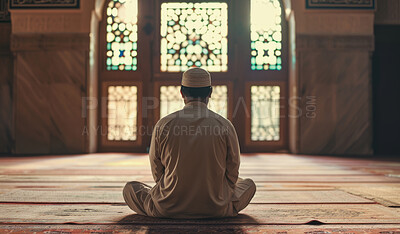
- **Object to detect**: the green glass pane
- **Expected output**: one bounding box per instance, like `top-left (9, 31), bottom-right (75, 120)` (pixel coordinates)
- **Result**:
top-left (250, 0), bottom-right (282, 71)
top-left (106, 0), bottom-right (138, 71)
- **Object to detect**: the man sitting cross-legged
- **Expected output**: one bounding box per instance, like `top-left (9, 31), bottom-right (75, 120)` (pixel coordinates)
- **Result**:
top-left (123, 67), bottom-right (256, 218)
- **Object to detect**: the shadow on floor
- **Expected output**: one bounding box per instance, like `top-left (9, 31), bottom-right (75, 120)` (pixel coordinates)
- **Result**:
top-left (116, 213), bottom-right (259, 233)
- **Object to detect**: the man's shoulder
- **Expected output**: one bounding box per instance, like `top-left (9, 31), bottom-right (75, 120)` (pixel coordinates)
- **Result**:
top-left (206, 109), bottom-right (234, 126)
top-left (156, 108), bottom-right (234, 128)
top-left (155, 111), bottom-right (180, 128)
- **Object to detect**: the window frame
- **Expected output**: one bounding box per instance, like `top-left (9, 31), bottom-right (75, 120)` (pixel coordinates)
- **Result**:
top-left (153, 0), bottom-right (236, 81)
top-left (99, 0), bottom-right (152, 82)
top-left (98, 0), bottom-right (289, 153)
top-left (153, 80), bottom-right (234, 123)
top-left (244, 80), bottom-right (287, 151)
top-left (99, 81), bottom-right (143, 152)
top-left (244, 0), bottom-right (288, 82)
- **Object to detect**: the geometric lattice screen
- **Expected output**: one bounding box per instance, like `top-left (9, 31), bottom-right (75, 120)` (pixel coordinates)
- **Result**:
top-left (160, 2), bottom-right (228, 72)
top-left (160, 85), bottom-right (228, 119)
top-left (208, 85), bottom-right (228, 118)
top-left (107, 86), bottom-right (138, 141)
top-left (250, 85), bottom-right (280, 141)
top-left (106, 0), bottom-right (138, 71)
top-left (160, 86), bottom-right (182, 119)
top-left (251, 0), bottom-right (282, 70)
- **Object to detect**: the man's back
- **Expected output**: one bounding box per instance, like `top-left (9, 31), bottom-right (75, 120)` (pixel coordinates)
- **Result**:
top-left (149, 101), bottom-right (240, 218)
top-left (122, 67), bottom-right (255, 218)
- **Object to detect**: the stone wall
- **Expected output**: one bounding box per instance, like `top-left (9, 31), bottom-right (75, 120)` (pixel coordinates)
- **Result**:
top-left (297, 35), bottom-right (373, 155)
top-left (287, 0), bottom-right (375, 155)
top-left (11, 34), bottom-right (88, 154)
top-left (375, 0), bottom-right (400, 25)
top-left (8, 0), bottom-right (103, 154)
top-left (373, 0), bottom-right (400, 155)
top-left (0, 23), bottom-right (13, 153)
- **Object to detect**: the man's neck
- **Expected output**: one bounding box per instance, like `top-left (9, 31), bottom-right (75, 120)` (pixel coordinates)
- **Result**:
top-left (184, 98), bottom-right (208, 105)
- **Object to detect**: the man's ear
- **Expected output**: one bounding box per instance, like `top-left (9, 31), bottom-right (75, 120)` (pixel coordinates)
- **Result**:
top-left (208, 87), bottom-right (213, 97)
top-left (180, 89), bottom-right (185, 98)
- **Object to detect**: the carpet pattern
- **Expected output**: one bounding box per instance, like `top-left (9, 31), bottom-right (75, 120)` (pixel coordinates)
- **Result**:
top-left (1, 204), bottom-right (399, 224)
top-left (0, 189), bottom-right (373, 204)
top-left (0, 153), bottom-right (399, 232)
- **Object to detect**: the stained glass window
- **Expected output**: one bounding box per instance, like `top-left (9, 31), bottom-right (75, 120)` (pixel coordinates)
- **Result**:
top-left (251, 86), bottom-right (280, 141)
top-left (160, 86), bottom-right (182, 119)
top-left (107, 86), bottom-right (138, 141)
top-left (208, 85), bottom-right (228, 118)
top-left (251, 0), bottom-right (282, 70)
top-left (160, 2), bottom-right (228, 72)
top-left (160, 85), bottom-right (228, 119)
top-left (106, 0), bottom-right (138, 71)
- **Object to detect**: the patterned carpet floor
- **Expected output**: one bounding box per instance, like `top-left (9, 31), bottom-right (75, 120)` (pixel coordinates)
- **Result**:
top-left (0, 153), bottom-right (399, 233)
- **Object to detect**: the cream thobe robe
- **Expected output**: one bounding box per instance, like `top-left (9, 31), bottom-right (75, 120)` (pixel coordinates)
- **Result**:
top-left (123, 101), bottom-right (256, 218)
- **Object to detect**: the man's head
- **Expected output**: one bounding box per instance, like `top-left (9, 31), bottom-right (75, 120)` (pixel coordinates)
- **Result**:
top-left (180, 67), bottom-right (212, 104)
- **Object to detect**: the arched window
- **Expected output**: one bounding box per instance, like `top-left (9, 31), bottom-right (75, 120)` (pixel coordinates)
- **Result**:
top-left (251, 0), bottom-right (282, 71)
top-left (105, 0), bottom-right (138, 71)
top-left (247, 0), bottom-right (285, 147)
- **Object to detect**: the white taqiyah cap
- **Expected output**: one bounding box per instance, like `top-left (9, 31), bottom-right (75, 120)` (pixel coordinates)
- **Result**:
top-left (181, 67), bottom-right (211, 88)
